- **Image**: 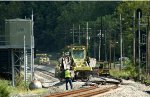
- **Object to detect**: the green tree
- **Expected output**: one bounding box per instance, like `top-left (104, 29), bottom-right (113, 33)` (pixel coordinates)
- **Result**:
top-left (115, 1), bottom-right (149, 59)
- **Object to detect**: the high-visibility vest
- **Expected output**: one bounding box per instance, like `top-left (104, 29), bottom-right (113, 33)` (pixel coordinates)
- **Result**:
top-left (65, 70), bottom-right (71, 78)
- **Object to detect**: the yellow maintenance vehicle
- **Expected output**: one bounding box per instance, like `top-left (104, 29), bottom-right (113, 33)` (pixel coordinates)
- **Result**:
top-left (69, 45), bottom-right (92, 79)
top-left (36, 54), bottom-right (50, 65)
top-left (55, 45), bottom-right (96, 80)
top-left (96, 61), bottom-right (110, 76)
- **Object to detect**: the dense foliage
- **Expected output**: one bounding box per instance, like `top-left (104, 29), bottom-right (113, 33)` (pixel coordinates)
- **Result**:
top-left (0, 1), bottom-right (149, 61)
top-left (0, 80), bottom-right (14, 97)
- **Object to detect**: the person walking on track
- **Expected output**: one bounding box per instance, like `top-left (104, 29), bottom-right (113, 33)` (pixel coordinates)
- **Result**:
top-left (65, 68), bottom-right (73, 90)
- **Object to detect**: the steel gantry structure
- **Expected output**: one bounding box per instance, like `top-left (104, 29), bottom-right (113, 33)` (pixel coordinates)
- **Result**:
top-left (0, 14), bottom-right (34, 86)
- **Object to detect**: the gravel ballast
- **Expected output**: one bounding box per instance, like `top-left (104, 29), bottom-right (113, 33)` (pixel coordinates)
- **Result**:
top-left (92, 79), bottom-right (150, 97)
top-left (31, 65), bottom-right (150, 97)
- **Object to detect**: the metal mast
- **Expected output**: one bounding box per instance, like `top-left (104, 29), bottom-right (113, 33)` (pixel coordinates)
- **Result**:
top-left (105, 30), bottom-right (107, 61)
top-left (73, 24), bottom-right (75, 45)
top-left (120, 14), bottom-right (123, 71)
top-left (98, 30), bottom-right (101, 61)
top-left (133, 11), bottom-right (136, 65)
top-left (31, 10), bottom-right (34, 81)
top-left (138, 11), bottom-right (141, 78)
top-left (147, 2), bottom-right (150, 75)
top-left (86, 22), bottom-right (89, 50)
top-left (79, 25), bottom-right (81, 44)
top-left (24, 36), bottom-right (27, 82)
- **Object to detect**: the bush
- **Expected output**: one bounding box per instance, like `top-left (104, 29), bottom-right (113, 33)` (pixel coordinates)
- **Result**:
top-left (0, 78), bottom-right (48, 96)
top-left (15, 73), bottom-right (29, 92)
top-left (110, 69), bottom-right (130, 79)
top-left (0, 80), bottom-right (14, 97)
top-left (124, 65), bottom-right (137, 78)
top-left (110, 61), bottom-right (138, 80)
top-left (145, 79), bottom-right (150, 85)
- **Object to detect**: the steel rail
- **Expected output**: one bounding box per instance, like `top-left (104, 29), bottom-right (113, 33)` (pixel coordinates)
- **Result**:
top-left (45, 85), bottom-right (118, 97)
top-left (71, 85), bottom-right (118, 97)
top-left (44, 86), bottom-right (97, 97)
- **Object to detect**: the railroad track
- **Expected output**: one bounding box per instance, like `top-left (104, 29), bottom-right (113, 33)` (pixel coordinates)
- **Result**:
top-left (35, 67), bottom-right (55, 77)
top-left (34, 67), bottom-right (57, 84)
top-left (45, 85), bottom-right (118, 97)
top-left (34, 64), bottom-right (55, 77)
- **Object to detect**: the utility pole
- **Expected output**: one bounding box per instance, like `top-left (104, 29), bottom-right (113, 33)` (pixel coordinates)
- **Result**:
top-left (113, 41), bottom-right (118, 69)
top-left (104, 30), bottom-right (107, 61)
top-left (83, 22), bottom-right (91, 50)
top-left (109, 38), bottom-right (112, 69)
top-left (86, 22), bottom-right (89, 50)
top-left (64, 28), bottom-right (67, 46)
top-left (24, 35), bottom-right (27, 82)
top-left (133, 11), bottom-right (136, 65)
top-left (94, 24), bottom-right (96, 58)
top-left (120, 14), bottom-right (123, 71)
top-left (147, 2), bottom-right (150, 76)
top-left (138, 11), bottom-right (141, 79)
top-left (94, 41), bottom-right (96, 58)
top-left (73, 24), bottom-right (75, 45)
top-left (97, 30), bottom-right (101, 61)
top-left (70, 24), bottom-right (75, 45)
top-left (113, 42), bottom-right (116, 69)
top-left (79, 24), bottom-right (81, 44)
top-left (31, 10), bottom-right (34, 81)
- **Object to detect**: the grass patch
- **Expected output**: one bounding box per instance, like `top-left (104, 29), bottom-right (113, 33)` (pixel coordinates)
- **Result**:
top-left (0, 74), bottom-right (49, 96)
top-left (11, 80), bottom-right (48, 96)
top-left (30, 88), bottom-right (48, 94)
top-left (110, 69), bottom-right (130, 79)
top-left (145, 79), bottom-right (150, 84)
top-left (13, 88), bottom-right (48, 95)
top-left (0, 79), bottom-right (16, 97)
top-left (110, 63), bottom-right (138, 80)
top-left (110, 69), bottom-right (150, 85)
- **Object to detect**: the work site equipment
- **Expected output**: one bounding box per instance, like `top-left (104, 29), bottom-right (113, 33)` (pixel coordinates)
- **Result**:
top-left (55, 45), bottom-right (112, 81)
top-left (55, 45), bottom-right (96, 80)
top-left (35, 54), bottom-right (50, 65)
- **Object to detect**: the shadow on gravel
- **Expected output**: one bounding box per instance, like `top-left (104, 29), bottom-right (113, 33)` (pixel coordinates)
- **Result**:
top-left (120, 83), bottom-right (130, 85)
top-left (54, 81), bottom-right (65, 86)
top-left (145, 91), bottom-right (150, 94)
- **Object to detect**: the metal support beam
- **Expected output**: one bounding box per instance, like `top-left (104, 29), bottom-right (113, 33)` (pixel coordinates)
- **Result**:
top-left (120, 14), bottom-right (123, 71)
top-left (104, 30), bottom-right (107, 61)
top-left (79, 25), bottom-right (81, 45)
top-left (86, 22), bottom-right (89, 50)
top-left (73, 24), bottom-right (75, 45)
top-left (97, 30), bottom-right (101, 61)
top-left (24, 35), bottom-right (27, 82)
top-left (133, 11), bottom-right (136, 65)
top-left (109, 40), bottom-right (112, 69)
top-left (138, 12), bottom-right (141, 79)
top-left (31, 35), bottom-right (33, 81)
top-left (31, 12), bottom-right (35, 81)
top-left (11, 49), bottom-right (15, 86)
top-left (148, 16), bottom-right (150, 75)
